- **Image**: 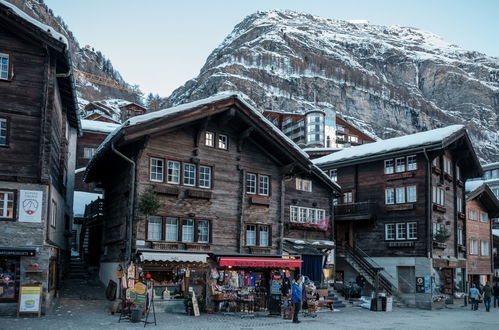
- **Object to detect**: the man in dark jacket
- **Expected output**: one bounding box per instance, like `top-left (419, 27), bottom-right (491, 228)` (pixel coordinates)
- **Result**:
top-left (493, 282), bottom-right (499, 308)
top-left (482, 281), bottom-right (493, 312)
top-left (292, 274), bottom-right (303, 324)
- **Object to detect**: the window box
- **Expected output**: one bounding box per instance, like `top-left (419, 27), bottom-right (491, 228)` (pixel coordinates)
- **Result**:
top-left (433, 241), bottom-right (446, 249)
top-left (385, 172), bottom-right (414, 181)
top-left (458, 212), bottom-right (465, 220)
top-left (249, 246), bottom-right (271, 254)
top-left (458, 245), bottom-right (466, 253)
top-left (444, 173), bottom-right (453, 182)
top-left (151, 242), bottom-right (179, 250)
top-left (456, 179), bottom-right (464, 188)
top-left (184, 243), bottom-right (210, 251)
top-left (432, 166), bottom-right (441, 175)
top-left (250, 196), bottom-right (270, 206)
top-left (387, 241), bottom-right (415, 248)
top-left (186, 189), bottom-right (212, 199)
top-left (433, 204), bottom-right (446, 213)
top-left (154, 185), bottom-right (180, 196)
top-left (385, 203), bottom-right (415, 211)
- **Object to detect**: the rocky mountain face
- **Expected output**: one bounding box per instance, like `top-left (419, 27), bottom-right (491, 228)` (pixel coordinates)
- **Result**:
top-left (6, 0), bottom-right (142, 108)
top-left (166, 10), bottom-right (499, 163)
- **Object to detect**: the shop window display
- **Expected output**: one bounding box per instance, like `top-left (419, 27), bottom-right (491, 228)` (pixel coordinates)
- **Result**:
top-left (0, 257), bottom-right (19, 300)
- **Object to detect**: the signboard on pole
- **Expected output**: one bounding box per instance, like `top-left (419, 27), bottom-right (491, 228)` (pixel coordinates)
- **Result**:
top-left (19, 190), bottom-right (43, 223)
top-left (17, 285), bottom-right (42, 317)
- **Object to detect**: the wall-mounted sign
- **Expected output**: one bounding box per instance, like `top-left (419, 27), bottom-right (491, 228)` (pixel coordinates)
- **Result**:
top-left (17, 285), bottom-right (42, 317)
top-left (416, 276), bottom-right (425, 293)
top-left (0, 247), bottom-right (36, 257)
top-left (19, 190), bottom-right (43, 223)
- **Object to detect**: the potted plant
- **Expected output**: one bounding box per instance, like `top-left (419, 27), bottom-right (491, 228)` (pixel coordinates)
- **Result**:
top-left (433, 227), bottom-right (450, 248)
top-left (137, 186), bottom-right (160, 221)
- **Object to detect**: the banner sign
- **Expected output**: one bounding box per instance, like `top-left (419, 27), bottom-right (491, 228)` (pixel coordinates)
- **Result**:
top-left (19, 190), bottom-right (43, 223)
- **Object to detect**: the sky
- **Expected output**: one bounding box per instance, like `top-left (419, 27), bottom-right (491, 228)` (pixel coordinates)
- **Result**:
top-left (44, 0), bottom-right (499, 98)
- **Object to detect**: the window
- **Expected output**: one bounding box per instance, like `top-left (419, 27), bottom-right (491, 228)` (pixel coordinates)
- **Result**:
top-left (199, 166), bottom-right (212, 189)
top-left (395, 157), bottom-right (405, 173)
top-left (290, 206), bottom-right (326, 225)
top-left (348, 135), bottom-right (359, 143)
top-left (317, 209), bottom-right (325, 223)
top-left (259, 226), bottom-right (269, 246)
top-left (150, 158), bottom-right (164, 182)
top-left (182, 219), bottom-right (194, 242)
top-left (468, 208), bottom-right (478, 221)
top-left (197, 220), bottom-right (209, 243)
top-left (443, 156), bottom-right (452, 176)
top-left (384, 159), bottom-right (394, 174)
top-left (385, 224), bottom-right (395, 240)
top-left (0, 257), bottom-right (19, 300)
top-left (0, 191), bottom-right (14, 218)
top-left (165, 217), bottom-right (178, 241)
top-left (205, 131), bottom-right (214, 147)
top-left (433, 223), bottom-right (445, 239)
top-left (343, 192), bottom-right (353, 204)
top-left (218, 134), bottom-right (228, 149)
top-left (470, 239), bottom-right (479, 255)
top-left (259, 175), bottom-right (269, 196)
top-left (0, 118), bottom-right (8, 146)
top-left (456, 165), bottom-right (461, 180)
top-left (147, 216), bottom-right (162, 240)
top-left (0, 53), bottom-right (8, 80)
top-left (406, 155), bottom-right (417, 171)
top-left (385, 188), bottom-right (395, 205)
top-left (167, 160), bottom-right (180, 184)
top-left (246, 224), bottom-right (256, 246)
top-left (290, 206), bottom-right (298, 222)
top-left (246, 173), bottom-right (257, 194)
top-left (396, 187), bottom-right (406, 204)
top-left (407, 186), bottom-right (417, 203)
top-left (308, 209), bottom-right (317, 225)
top-left (396, 223), bottom-right (407, 240)
top-left (432, 186), bottom-right (445, 205)
top-left (295, 178), bottom-right (312, 192)
top-left (50, 199), bottom-right (57, 228)
top-left (480, 211), bottom-right (489, 223)
top-left (83, 147), bottom-right (96, 159)
top-left (457, 228), bottom-right (463, 246)
top-left (299, 207), bottom-right (307, 223)
top-left (457, 197), bottom-right (463, 213)
top-left (329, 169), bottom-right (337, 182)
top-left (432, 157), bottom-right (438, 167)
top-left (407, 222), bottom-right (417, 240)
top-left (481, 240), bottom-right (490, 256)
top-left (183, 163), bottom-right (196, 186)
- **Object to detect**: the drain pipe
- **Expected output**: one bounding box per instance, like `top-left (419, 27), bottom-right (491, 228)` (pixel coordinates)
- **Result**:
top-left (423, 148), bottom-right (432, 259)
top-left (111, 142), bottom-right (135, 263)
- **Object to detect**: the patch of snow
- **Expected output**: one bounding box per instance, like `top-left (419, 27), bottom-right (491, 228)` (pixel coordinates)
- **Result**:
top-left (81, 119), bottom-right (120, 134)
top-left (75, 167), bottom-right (86, 174)
top-left (73, 191), bottom-right (102, 218)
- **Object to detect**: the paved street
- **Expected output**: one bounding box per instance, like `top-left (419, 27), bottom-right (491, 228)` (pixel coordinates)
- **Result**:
top-left (3, 297), bottom-right (499, 330)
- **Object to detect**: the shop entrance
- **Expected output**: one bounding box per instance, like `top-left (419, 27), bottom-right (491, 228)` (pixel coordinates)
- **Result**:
top-left (336, 222), bottom-right (353, 247)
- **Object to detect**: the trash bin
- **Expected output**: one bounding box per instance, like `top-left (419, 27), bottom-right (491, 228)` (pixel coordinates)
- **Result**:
top-left (385, 297), bottom-right (393, 312)
top-left (381, 296), bottom-right (387, 311)
top-left (377, 297), bottom-right (383, 311)
top-left (370, 298), bottom-right (377, 311)
top-left (131, 308), bottom-right (141, 323)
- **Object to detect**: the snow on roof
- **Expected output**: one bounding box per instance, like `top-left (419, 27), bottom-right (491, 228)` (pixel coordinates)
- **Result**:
top-left (81, 119), bottom-right (120, 134)
top-left (493, 229), bottom-right (499, 237)
top-left (73, 191), bottom-right (102, 218)
top-left (0, 0), bottom-right (68, 46)
top-left (483, 162), bottom-right (499, 170)
top-left (313, 125), bottom-right (465, 166)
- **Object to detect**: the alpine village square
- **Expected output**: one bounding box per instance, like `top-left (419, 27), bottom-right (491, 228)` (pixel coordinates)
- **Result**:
top-left (1, 1), bottom-right (499, 329)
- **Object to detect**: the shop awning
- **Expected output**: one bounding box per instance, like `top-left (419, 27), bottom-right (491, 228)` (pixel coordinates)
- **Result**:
top-left (219, 257), bottom-right (302, 268)
top-left (140, 252), bottom-right (208, 263)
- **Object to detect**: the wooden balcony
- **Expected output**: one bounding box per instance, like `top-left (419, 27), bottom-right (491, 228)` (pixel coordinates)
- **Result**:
top-left (334, 201), bottom-right (377, 221)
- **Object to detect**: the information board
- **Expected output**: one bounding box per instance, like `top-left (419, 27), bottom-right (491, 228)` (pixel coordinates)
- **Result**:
top-left (17, 285), bottom-right (42, 317)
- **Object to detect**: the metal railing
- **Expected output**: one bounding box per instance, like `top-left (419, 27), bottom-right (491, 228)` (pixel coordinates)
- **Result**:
top-left (334, 201), bottom-right (377, 217)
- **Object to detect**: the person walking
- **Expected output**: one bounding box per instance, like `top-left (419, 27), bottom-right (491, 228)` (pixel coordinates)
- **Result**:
top-left (469, 283), bottom-right (482, 311)
top-left (292, 274), bottom-right (303, 324)
top-left (482, 281), bottom-right (493, 312)
top-left (493, 282), bottom-right (499, 308)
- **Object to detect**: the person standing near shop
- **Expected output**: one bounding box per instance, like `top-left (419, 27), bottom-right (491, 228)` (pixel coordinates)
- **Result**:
top-left (493, 282), bottom-right (499, 308)
top-left (469, 283), bottom-right (482, 311)
top-left (356, 274), bottom-right (366, 297)
top-left (482, 281), bottom-right (493, 312)
top-left (292, 274), bottom-right (303, 324)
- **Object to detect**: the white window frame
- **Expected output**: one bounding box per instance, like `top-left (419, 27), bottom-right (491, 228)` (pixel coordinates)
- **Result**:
top-left (343, 192), bottom-right (353, 204)
top-left (246, 173), bottom-right (257, 194)
top-left (433, 186), bottom-right (445, 205)
top-left (457, 196), bottom-right (463, 213)
top-left (296, 178), bottom-right (312, 192)
top-left (396, 223), bottom-right (407, 240)
top-left (218, 134), bottom-right (228, 150)
top-left (406, 185), bottom-right (417, 203)
top-left (385, 188), bottom-right (394, 205)
top-left (443, 156), bottom-right (452, 176)
top-left (165, 217), bottom-right (178, 241)
top-left (183, 163), bottom-right (196, 186)
top-left (197, 220), bottom-right (209, 243)
top-left (0, 53), bottom-right (9, 80)
top-left (259, 225), bottom-right (269, 247)
top-left (0, 191), bottom-right (14, 218)
top-left (290, 206), bottom-right (298, 222)
top-left (384, 159), bottom-right (394, 174)
top-left (481, 240), bottom-right (490, 256)
top-left (457, 228), bottom-right (463, 246)
top-left (480, 211), bottom-right (488, 223)
top-left (470, 239), bottom-right (479, 255)
top-left (396, 187), bottom-right (406, 204)
top-left (150, 158), bottom-right (164, 182)
top-left (167, 160), bottom-right (180, 184)
top-left (147, 216), bottom-right (162, 240)
top-left (469, 208), bottom-right (478, 221)
top-left (205, 131), bottom-right (214, 147)
top-left (299, 207), bottom-right (307, 223)
top-left (0, 118), bottom-right (8, 146)
top-left (199, 165), bottom-right (212, 189)
top-left (329, 169), bottom-right (337, 182)
top-left (50, 199), bottom-right (57, 228)
top-left (385, 224), bottom-right (395, 240)
top-left (83, 147), bottom-right (96, 159)
top-left (395, 157), bottom-right (406, 173)
top-left (308, 209), bottom-right (317, 225)
top-left (259, 175), bottom-right (269, 196)
top-left (182, 218), bottom-right (194, 242)
top-left (246, 224), bottom-right (256, 246)
top-left (407, 222), bottom-right (417, 240)
top-left (407, 155), bottom-right (417, 171)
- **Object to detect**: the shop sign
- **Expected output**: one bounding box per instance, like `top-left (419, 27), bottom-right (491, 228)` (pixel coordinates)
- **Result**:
top-left (0, 247), bottom-right (36, 257)
top-left (17, 285), bottom-right (42, 317)
top-left (416, 275), bottom-right (431, 293)
top-left (19, 190), bottom-right (43, 223)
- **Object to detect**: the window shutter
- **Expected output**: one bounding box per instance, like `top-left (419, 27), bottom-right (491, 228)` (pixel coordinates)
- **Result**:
top-left (268, 225), bottom-right (272, 247)
top-left (178, 219), bottom-right (183, 242)
top-left (256, 225), bottom-right (260, 246)
top-left (209, 220), bottom-right (213, 243)
top-left (194, 220), bottom-right (199, 242)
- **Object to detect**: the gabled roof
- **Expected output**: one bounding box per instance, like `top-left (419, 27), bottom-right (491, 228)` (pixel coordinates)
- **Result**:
top-left (84, 92), bottom-right (341, 194)
top-left (81, 119), bottom-right (120, 134)
top-left (313, 125), bottom-right (482, 176)
top-left (466, 184), bottom-right (499, 218)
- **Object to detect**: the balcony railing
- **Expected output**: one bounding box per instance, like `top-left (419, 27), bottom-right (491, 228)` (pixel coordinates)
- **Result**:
top-left (334, 201), bottom-right (377, 221)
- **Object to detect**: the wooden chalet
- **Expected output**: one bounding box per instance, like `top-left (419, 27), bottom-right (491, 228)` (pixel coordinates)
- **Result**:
top-left (0, 0), bottom-right (79, 314)
top-left (313, 125), bottom-right (482, 309)
top-left (84, 93), bottom-right (341, 313)
top-left (82, 99), bottom-right (146, 123)
top-left (465, 184), bottom-right (499, 286)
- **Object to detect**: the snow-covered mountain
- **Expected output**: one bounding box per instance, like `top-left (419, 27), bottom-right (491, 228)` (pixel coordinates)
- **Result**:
top-left (166, 10), bottom-right (499, 163)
